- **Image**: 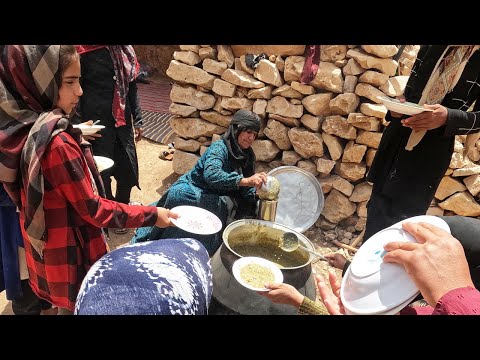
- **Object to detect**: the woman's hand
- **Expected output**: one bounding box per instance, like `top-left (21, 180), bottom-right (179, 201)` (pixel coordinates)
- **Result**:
top-left (134, 127), bottom-right (143, 142)
top-left (258, 282), bottom-right (304, 308)
top-left (401, 104), bottom-right (448, 131)
top-left (240, 172), bottom-right (268, 189)
top-left (315, 270), bottom-right (345, 315)
top-left (383, 222), bottom-right (474, 307)
top-left (324, 253), bottom-right (348, 270)
top-left (155, 208), bottom-right (179, 228)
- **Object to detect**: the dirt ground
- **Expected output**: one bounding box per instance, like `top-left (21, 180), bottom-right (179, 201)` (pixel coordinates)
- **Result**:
top-left (0, 137), bottom-right (344, 315)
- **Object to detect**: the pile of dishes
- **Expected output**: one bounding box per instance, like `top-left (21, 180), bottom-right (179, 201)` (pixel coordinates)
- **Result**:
top-left (341, 215), bottom-right (450, 315)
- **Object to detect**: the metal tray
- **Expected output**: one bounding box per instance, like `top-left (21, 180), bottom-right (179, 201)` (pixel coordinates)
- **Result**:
top-left (267, 166), bottom-right (324, 233)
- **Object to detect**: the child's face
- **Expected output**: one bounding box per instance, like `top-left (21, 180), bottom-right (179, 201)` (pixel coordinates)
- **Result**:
top-left (56, 57), bottom-right (82, 115)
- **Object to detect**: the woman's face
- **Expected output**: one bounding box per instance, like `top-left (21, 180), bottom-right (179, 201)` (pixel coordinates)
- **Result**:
top-left (237, 129), bottom-right (257, 149)
top-left (56, 57), bottom-right (83, 115)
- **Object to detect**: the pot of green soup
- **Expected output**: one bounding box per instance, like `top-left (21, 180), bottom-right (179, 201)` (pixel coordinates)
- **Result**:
top-left (210, 219), bottom-right (317, 315)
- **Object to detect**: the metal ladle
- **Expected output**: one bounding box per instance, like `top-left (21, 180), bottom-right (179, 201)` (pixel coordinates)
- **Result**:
top-left (280, 232), bottom-right (328, 261)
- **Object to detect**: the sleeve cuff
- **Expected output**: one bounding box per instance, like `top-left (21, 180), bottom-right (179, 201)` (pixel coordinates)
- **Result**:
top-left (298, 296), bottom-right (325, 315)
top-left (432, 286), bottom-right (480, 315)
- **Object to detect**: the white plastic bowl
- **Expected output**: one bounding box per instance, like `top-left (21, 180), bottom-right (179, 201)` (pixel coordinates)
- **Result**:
top-left (73, 124), bottom-right (105, 136)
top-left (341, 215), bottom-right (450, 315)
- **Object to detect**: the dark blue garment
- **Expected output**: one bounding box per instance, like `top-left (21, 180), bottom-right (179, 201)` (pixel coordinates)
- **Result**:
top-left (74, 238), bottom-right (212, 315)
top-left (130, 140), bottom-right (256, 255)
top-left (0, 185), bottom-right (24, 300)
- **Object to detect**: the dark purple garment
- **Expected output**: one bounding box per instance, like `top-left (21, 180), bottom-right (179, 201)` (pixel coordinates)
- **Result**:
top-left (0, 184), bottom-right (24, 300)
top-left (300, 45), bottom-right (320, 84)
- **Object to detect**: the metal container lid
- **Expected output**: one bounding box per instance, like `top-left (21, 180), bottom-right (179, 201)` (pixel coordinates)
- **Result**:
top-left (267, 166), bottom-right (324, 233)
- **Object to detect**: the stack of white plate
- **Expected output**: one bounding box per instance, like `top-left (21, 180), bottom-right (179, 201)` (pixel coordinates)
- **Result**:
top-left (341, 215), bottom-right (450, 315)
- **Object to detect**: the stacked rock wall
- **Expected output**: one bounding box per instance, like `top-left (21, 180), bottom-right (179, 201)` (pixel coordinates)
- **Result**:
top-left (166, 45), bottom-right (480, 233)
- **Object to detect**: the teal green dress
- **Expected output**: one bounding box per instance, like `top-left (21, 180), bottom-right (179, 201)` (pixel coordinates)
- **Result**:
top-left (131, 140), bottom-right (257, 255)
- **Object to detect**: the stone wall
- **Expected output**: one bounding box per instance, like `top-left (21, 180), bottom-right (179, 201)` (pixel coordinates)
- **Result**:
top-left (165, 45), bottom-right (480, 234)
top-left (134, 45), bottom-right (179, 77)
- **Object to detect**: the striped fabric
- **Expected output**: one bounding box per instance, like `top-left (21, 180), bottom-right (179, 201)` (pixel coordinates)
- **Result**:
top-left (137, 82), bottom-right (172, 113)
top-left (137, 81), bottom-right (175, 144)
top-left (141, 110), bottom-right (175, 145)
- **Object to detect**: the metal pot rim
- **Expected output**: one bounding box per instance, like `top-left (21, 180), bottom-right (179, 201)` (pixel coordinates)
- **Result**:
top-left (222, 219), bottom-right (315, 269)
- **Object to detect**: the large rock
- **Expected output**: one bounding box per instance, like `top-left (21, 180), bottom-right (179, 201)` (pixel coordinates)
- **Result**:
top-left (173, 50), bottom-right (201, 66)
top-left (288, 127), bottom-right (324, 158)
top-left (170, 117), bottom-right (226, 139)
top-left (309, 62), bottom-right (344, 93)
top-left (251, 140), bottom-right (281, 162)
top-left (322, 133), bottom-right (344, 161)
top-left (263, 119), bottom-right (292, 150)
top-left (166, 60), bottom-right (216, 89)
top-left (322, 115), bottom-right (357, 140)
top-left (302, 93), bottom-right (333, 116)
top-left (266, 96), bottom-right (303, 118)
top-left (254, 60), bottom-right (284, 87)
top-left (439, 192), bottom-right (480, 216)
top-left (435, 176), bottom-right (467, 200)
top-left (323, 189), bottom-right (357, 223)
top-left (347, 49), bottom-right (398, 76)
top-left (379, 76), bottom-right (409, 97)
top-left (170, 84), bottom-right (216, 110)
top-left (221, 69), bottom-right (265, 89)
top-left (361, 45), bottom-right (399, 58)
top-left (231, 45), bottom-right (305, 57)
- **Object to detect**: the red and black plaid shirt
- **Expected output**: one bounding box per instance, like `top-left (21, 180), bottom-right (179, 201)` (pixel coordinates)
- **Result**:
top-left (20, 132), bottom-right (158, 311)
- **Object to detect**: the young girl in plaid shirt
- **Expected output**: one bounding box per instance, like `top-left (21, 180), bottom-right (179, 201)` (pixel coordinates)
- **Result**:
top-left (0, 45), bottom-right (178, 313)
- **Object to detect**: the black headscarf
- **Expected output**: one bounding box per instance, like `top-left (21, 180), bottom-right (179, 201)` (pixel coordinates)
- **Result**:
top-left (222, 109), bottom-right (261, 178)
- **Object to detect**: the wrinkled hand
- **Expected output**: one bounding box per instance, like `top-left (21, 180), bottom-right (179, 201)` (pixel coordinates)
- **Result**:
top-left (243, 172), bottom-right (268, 189)
top-left (401, 104), bottom-right (448, 131)
top-left (324, 253), bottom-right (348, 270)
top-left (383, 222), bottom-right (473, 307)
top-left (315, 270), bottom-right (344, 315)
top-left (155, 207), bottom-right (179, 228)
top-left (135, 127), bottom-right (143, 142)
top-left (258, 282), bottom-right (304, 308)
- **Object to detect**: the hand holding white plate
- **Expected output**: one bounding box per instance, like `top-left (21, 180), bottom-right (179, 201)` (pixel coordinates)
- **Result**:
top-left (232, 257), bottom-right (283, 291)
top-left (93, 156), bottom-right (114, 172)
top-left (381, 96), bottom-right (434, 116)
top-left (169, 205), bottom-right (222, 235)
top-left (340, 215), bottom-right (450, 315)
top-left (73, 124), bottom-right (105, 136)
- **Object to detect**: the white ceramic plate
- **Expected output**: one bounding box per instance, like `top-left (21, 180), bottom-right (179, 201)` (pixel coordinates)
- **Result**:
top-left (93, 156), bottom-right (114, 172)
top-left (381, 96), bottom-right (434, 116)
top-left (73, 124), bottom-right (105, 135)
top-left (170, 205), bottom-right (222, 235)
top-left (232, 256), bottom-right (283, 292)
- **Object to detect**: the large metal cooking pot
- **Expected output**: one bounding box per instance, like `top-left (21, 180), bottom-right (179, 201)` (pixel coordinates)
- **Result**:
top-left (211, 219), bottom-right (317, 315)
